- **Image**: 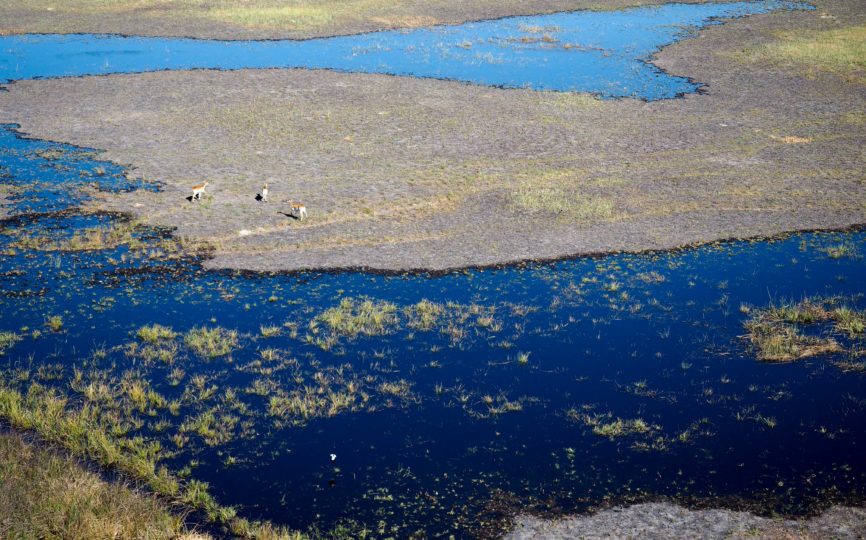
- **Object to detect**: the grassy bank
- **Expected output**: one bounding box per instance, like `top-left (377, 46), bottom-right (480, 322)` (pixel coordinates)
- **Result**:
top-left (0, 382), bottom-right (304, 540)
top-left (0, 430), bottom-right (205, 539)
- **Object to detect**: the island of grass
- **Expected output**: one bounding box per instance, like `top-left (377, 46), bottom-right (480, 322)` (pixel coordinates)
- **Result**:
top-left (1, 0), bottom-right (864, 272)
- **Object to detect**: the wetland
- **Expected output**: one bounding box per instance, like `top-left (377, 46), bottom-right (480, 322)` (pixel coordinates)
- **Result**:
top-left (1, 0), bottom-right (865, 537)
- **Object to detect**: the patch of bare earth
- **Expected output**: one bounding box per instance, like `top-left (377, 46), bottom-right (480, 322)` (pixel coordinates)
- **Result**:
top-left (506, 503), bottom-right (866, 539)
top-left (0, 0), bottom-right (864, 272)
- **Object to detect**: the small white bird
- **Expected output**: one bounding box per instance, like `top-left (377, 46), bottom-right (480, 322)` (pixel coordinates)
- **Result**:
top-left (330, 453), bottom-right (337, 462)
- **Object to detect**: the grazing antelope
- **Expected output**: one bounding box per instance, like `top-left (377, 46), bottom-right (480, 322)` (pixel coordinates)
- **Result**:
top-left (191, 180), bottom-right (209, 201)
top-left (260, 183), bottom-right (269, 202)
top-left (287, 199), bottom-right (307, 221)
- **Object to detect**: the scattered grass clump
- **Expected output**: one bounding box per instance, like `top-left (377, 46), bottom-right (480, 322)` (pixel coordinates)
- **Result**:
top-left (743, 297), bottom-right (865, 362)
top-left (405, 299), bottom-right (445, 331)
top-left (137, 324), bottom-right (178, 343)
top-left (0, 331), bottom-right (21, 355)
top-left (824, 243), bottom-right (859, 259)
top-left (568, 410), bottom-right (656, 439)
top-left (259, 324), bottom-right (281, 338)
top-left (0, 431), bottom-right (197, 540)
top-left (45, 315), bottom-right (64, 332)
top-left (316, 297), bottom-right (398, 338)
top-left (184, 326), bottom-right (238, 358)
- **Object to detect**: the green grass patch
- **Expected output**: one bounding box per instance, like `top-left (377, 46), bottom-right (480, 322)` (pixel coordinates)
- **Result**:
top-left (137, 324), bottom-right (178, 343)
top-left (738, 24), bottom-right (866, 84)
top-left (184, 326), bottom-right (238, 358)
top-left (315, 297), bottom-right (398, 338)
top-left (0, 331), bottom-right (21, 355)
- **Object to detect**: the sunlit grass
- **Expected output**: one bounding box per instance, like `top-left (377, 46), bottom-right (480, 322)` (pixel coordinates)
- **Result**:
top-left (0, 331), bottom-right (21, 355)
top-left (0, 431), bottom-right (195, 540)
top-left (184, 326), bottom-right (238, 358)
top-left (739, 24), bottom-right (866, 84)
top-left (316, 297), bottom-right (398, 338)
top-left (742, 296), bottom-right (865, 362)
top-left (137, 324), bottom-right (178, 343)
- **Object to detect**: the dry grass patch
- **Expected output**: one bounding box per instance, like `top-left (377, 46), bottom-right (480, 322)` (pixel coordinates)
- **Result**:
top-left (0, 432), bottom-right (195, 540)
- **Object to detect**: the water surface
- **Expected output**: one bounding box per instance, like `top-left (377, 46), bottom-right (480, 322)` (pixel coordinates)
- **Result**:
top-left (0, 1), bottom-right (810, 99)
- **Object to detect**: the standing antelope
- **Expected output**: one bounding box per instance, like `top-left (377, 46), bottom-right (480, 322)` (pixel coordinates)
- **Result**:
top-left (287, 199), bottom-right (307, 221)
top-left (191, 180), bottom-right (209, 201)
top-left (260, 183), bottom-right (269, 202)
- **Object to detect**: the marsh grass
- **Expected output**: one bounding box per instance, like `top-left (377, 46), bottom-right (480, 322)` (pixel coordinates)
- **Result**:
top-left (316, 298), bottom-right (398, 338)
top-left (184, 326), bottom-right (238, 358)
top-left (569, 410), bottom-right (657, 440)
top-left (14, 223), bottom-right (143, 252)
top-left (46, 315), bottom-right (64, 332)
top-left (824, 243), bottom-right (859, 259)
top-left (0, 381), bottom-right (304, 539)
top-left (743, 297), bottom-right (864, 362)
top-left (137, 324), bottom-right (178, 343)
top-left (0, 330), bottom-right (21, 354)
top-left (739, 24), bottom-right (866, 84)
top-left (0, 431), bottom-right (196, 540)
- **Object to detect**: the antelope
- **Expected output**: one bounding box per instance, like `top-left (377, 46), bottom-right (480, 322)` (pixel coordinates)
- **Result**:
top-left (286, 199), bottom-right (307, 221)
top-left (191, 180), bottom-right (208, 201)
top-left (260, 183), bottom-right (269, 202)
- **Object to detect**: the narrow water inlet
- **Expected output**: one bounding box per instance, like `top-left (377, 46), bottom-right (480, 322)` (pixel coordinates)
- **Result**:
top-left (0, 0), bottom-right (811, 98)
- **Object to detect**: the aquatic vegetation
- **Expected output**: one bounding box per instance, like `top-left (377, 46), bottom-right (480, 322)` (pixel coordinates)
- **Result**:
top-left (260, 324), bottom-right (281, 338)
top-left (743, 297), bottom-right (865, 362)
top-left (45, 315), bottom-right (64, 332)
top-left (137, 324), bottom-right (179, 343)
top-left (824, 243), bottom-right (859, 259)
top-left (0, 330), bottom-right (20, 354)
top-left (184, 326), bottom-right (239, 358)
top-left (315, 297), bottom-right (398, 338)
top-left (568, 410), bottom-right (658, 440)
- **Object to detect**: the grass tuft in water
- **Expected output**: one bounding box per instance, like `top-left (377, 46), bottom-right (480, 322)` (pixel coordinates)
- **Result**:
top-left (316, 297), bottom-right (398, 338)
top-left (0, 331), bottom-right (21, 355)
top-left (137, 324), bottom-right (178, 343)
top-left (184, 326), bottom-right (238, 358)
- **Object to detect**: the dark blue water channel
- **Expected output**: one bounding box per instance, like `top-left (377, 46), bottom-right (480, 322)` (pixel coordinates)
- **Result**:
top-left (0, 0), bottom-right (810, 99)
top-left (1, 122), bottom-right (865, 537)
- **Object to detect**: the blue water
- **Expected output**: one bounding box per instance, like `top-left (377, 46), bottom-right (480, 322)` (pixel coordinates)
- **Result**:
top-left (1, 124), bottom-right (865, 536)
top-left (0, 0), bottom-right (810, 99)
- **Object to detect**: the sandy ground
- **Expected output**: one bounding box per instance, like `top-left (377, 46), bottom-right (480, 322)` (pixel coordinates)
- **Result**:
top-left (507, 502), bottom-right (866, 539)
top-left (1, 0), bottom-right (732, 40)
top-left (1, 0), bottom-right (864, 272)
